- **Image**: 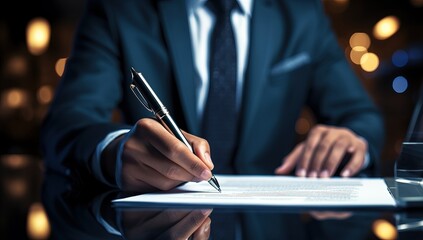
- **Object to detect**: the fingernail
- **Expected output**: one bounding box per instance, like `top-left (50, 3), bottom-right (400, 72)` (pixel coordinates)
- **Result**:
top-left (201, 209), bottom-right (213, 216)
top-left (204, 152), bottom-right (214, 168)
top-left (341, 169), bottom-right (351, 177)
top-left (308, 171), bottom-right (317, 178)
top-left (297, 169), bottom-right (306, 177)
top-left (201, 169), bottom-right (212, 180)
top-left (320, 170), bottom-right (329, 178)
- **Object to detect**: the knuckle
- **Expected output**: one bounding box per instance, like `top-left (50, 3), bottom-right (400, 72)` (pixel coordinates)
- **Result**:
top-left (335, 139), bottom-right (349, 149)
top-left (305, 139), bottom-right (317, 150)
top-left (190, 160), bottom-right (202, 173)
top-left (317, 142), bottom-right (330, 152)
top-left (168, 142), bottom-right (186, 159)
top-left (165, 166), bottom-right (179, 179)
top-left (136, 118), bottom-right (153, 129)
top-left (310, 127), bottom-right (320, 135)
top-left (313, 124), bottom-right (327, 133)
top-left (198, 138), bottom-right (209, 148)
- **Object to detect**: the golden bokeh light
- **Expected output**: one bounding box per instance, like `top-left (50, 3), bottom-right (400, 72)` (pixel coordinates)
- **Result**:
top-left (7, 55), bottom-right (28, 77)
top-left (26, 18), bottom-right (51, 55)
top-left (349, 46), bottom-right (368, 65)
top-left (55, 58), bottom-right (67, 77)
top-left (37, 85), bottom-right (54, 104)
top-left (349, 32), bottom-right (371, 49)
top-left (372, 219), bottom-right (397, 240)
top-left (360, 52), bottom-right (379, 72)
top-left (1, 154), bottom-right (29, 169)
top-left (4, 178), bottom-right (27, 199)
top-left (27, 203), bottom-right (51, 240)
top-left (2, 89), bottom-right (27, 108)
top-left (373, 16), bottom-right (400, 40)
top-left (296, 118), bottom-right (311, 135)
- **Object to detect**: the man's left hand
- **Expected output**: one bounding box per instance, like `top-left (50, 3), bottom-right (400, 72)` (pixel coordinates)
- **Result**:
top-left (275, 124), bottom-right (368, 178)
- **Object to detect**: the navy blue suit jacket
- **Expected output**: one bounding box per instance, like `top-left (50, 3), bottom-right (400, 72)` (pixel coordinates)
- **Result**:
top-left (41, 0), bottom-right (384, 180)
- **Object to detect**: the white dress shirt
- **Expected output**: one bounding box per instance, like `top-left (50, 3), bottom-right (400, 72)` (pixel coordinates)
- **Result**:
top-left (187, 0), bottom-right (253, 119)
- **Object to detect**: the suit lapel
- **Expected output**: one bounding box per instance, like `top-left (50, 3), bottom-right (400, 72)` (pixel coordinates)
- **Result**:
top-left (158, 0), bottom-right (200, 134)
top-left (237, 0), bottom-right (279, 157)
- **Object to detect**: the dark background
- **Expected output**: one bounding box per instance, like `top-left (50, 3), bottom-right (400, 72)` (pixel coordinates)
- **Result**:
top-left (0, 0), bottom-right (422, 239)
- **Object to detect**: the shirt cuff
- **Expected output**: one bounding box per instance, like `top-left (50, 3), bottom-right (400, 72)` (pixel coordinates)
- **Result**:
top-left (93, 129), bottom-right (131, 187)
top-left (115, 128), bottom-right (135, 189)
top-left (92, 191), bottom-right (122, 236)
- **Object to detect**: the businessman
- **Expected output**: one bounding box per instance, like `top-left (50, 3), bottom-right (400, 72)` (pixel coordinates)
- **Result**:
top-left (41, 0), bottom-right (384, 192)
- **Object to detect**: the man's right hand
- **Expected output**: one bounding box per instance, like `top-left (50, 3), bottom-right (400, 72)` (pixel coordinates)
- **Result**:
top-left (102, 118), bottom-right (214, 192)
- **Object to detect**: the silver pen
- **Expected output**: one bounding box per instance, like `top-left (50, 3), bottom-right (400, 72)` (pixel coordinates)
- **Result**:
top-left (130, 67), bottom-right (221, 192)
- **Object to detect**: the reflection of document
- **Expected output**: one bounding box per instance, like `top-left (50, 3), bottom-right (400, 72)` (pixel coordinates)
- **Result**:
top-left (113, 175), bottom-right (396, 208)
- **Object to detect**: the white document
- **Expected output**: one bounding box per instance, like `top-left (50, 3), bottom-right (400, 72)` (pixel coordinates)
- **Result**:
top-left (112, 175), bottom-right (397, 208)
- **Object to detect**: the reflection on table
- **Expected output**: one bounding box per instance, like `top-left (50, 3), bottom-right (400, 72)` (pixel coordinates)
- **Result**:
top-left (37, 171), bottom-right (420, 240)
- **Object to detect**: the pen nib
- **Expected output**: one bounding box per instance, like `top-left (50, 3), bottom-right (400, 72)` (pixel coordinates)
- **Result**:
top-left (208, 175), bottom-right (221, 193)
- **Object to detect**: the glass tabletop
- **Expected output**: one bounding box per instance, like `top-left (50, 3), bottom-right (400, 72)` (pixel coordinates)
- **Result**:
top-left (39, 172), bottom-right (423, 240)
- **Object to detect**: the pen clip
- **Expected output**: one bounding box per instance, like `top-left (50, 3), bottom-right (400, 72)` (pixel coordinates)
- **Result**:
top-left (130, 83), bottom-right (153, 112)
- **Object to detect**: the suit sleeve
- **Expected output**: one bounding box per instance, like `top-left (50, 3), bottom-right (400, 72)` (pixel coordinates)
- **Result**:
top-left (40, 0), bottom-right (130, 179)
top-left (306, 0), bottom-right (385, 175)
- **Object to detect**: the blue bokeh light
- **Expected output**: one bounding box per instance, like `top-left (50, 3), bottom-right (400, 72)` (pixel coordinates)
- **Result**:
top-left (392, 50), bottom-right (409, 67)
top-left (392, 76), bottom-right (408, 93)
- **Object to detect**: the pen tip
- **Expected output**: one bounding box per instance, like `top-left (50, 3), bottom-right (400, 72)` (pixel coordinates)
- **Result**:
top-left (208, 175), bottom-right (221, 193)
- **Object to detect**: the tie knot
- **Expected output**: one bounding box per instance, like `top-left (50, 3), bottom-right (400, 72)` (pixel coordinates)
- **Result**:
top-left (207, 0), bottom-right (238, 15)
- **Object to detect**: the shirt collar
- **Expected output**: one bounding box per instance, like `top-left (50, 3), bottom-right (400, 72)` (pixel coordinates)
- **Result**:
top-left (238, 0), bottom-right (253, 16)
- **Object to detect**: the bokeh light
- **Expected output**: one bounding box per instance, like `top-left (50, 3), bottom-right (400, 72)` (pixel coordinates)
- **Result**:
top-left (372, 219), bottom-right (397, 240)
top-left (37, 85), bottom-right (54, 104)
top-left (4, 178), bottom-right (27, 199)
top-left (349, 32), bottom-right (371, 49)
top-left (360, 52), bottom-right (379, 72)
top-left (392, 50), bottom-right (409, 67)
top-left (296, 118), bottom-right (311, 135)
top-left (26, 18), bottom-right (51, 55)
top-left (373, 16), bottom-right (400, 40)
top-left (1, 154), bottom-right (29, 169)
top-left (2, 89), bottom-right (28, 109)
top-left (350, 46), bottom-right (368, 65)
top-left (6, 55), bottom-right (28, 77)
top-left (392, 76), bottom-right (408, 93)
top-left (27, 203), bottom-right (50, 240)
top-left (55, 58), bottom-right (67, 77)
